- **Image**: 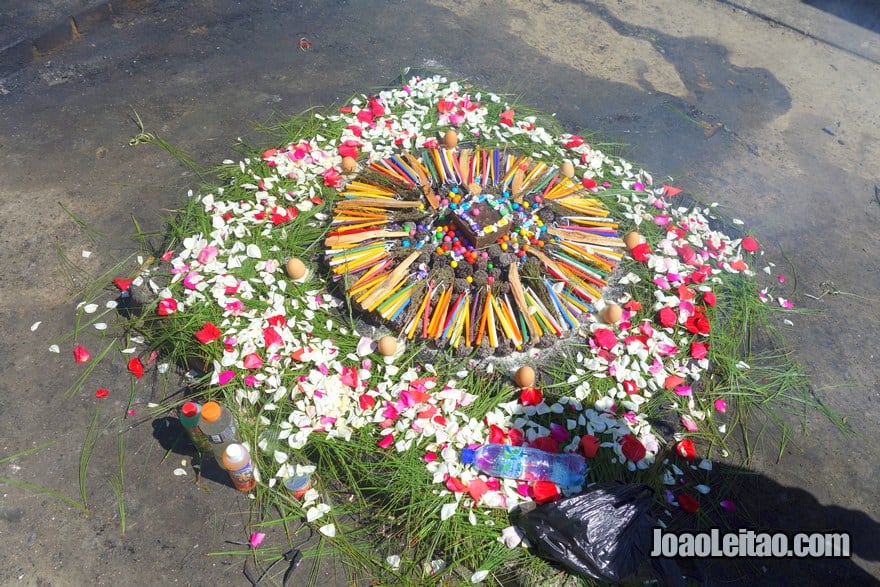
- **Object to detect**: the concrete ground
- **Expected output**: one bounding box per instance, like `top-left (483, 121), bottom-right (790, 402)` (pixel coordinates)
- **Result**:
top-left (1, 0), bottom-right (878, 585)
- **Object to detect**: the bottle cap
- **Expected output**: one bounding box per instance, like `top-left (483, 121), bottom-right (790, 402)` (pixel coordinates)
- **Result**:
top-left (224, 443), bottom-right (244, 460)
top-left (201, 401), bottom-right (221, 422)
top-left (180, 402), bottom-right (199, 418)
top-left (460, 447), bottom-right (476, 465)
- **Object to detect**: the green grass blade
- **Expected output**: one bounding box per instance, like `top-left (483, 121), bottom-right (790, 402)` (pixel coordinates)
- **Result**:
top-left (79, 408), bottom-right (100, 509)
top-left (0, 477), bottom-right (89, 513)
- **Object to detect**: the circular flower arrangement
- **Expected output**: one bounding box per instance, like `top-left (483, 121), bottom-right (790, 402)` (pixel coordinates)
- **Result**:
top-left (120, 76), bottom-right (783, 575)
top-left (325, 144), bottom-right (626, 355)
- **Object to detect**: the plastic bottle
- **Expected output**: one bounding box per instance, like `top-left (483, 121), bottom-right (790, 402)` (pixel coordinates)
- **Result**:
top-left (178, 401), bottom-right (213, 453)
top-left (460, 444), bottom-right (587, 487)
top-left (198, 401), bottom-right (240, 461)
top-left (222, 443), bottom-right (257, 492)
top-left (283, 472), bottom-right (312, 500)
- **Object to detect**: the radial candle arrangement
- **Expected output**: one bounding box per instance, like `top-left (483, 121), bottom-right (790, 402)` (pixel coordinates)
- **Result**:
top-left (325, 147), bottom-right (625, 354)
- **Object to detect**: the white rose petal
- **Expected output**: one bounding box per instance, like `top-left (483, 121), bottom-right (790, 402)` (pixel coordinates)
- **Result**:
top-left (318, 523), bottom-right (336, 537)
top-left (471, 570), bottom-right (489, 583)
top-left (440, 502), bottom-right (457, 521)
top-left (498, 525), bottom-right (524, 548)
top-left (30, 321), bottom-right (42, 331)
top-left (173, 468), bottom-right (188, 476)
top-left (48, 344), bottom-right (60, 353)
top-left (306, 506), bottom-right (325, 522)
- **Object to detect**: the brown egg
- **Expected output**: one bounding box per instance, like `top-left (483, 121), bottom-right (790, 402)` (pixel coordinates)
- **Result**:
top-left (285, 257), bottom-right (307, 280)
top-left (513, 365), bottom-right (536, 388)
top-left (560, 160), bottom-right (575, 178)
top-left (601, 303), bottom-right (622, 324)
top-left (444, 129), bottom-right (459, 149)
top-left (341, 156), bottom-right (358, 173)
top-left (377, 336), bottom-right (398, 356)
top-left (623, 231), bottom-right (644, 250)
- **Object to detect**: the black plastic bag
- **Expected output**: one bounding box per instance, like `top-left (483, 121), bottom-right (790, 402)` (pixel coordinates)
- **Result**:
top-left (514, 481), bottom-right (682, 585)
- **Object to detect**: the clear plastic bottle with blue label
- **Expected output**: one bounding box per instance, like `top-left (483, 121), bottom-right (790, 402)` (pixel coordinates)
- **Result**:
top-left (460, 444), bottom-right (586, 486)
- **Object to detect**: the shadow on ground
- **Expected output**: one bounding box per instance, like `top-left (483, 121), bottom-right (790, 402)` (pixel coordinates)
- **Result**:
top-left (693, 462), bottom-right (880, 586)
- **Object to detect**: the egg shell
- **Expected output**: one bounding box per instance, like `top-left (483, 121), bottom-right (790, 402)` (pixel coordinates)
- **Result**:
top-left (377, 336), bottom-right (398, 356)
top-left (286, 257), bottom-right (307, 280)
top-left (513, 366), bottom-right (536, 388)
top-left (560, 160), bottom-right (575, 178)
top-left (444, 129), bottom-right (459, 149)
top-left (623, 231), bottom-right (644, 250)
top-left (341, 156), bottom-right (358, 173)
top-left (601, 304), bottom-right (622, 324)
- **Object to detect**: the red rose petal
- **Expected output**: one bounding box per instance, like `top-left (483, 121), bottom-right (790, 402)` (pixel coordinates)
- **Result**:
top-left (94, 388), bottom-right (109, 398)
top-left (488, 424), bottom-right (508, 445)
top-left (530, 436), bottom-right (559, 454)
top-left (593, 328), bottom-right (618, 350)
top-left (631, 242), bottom-right (652, 262)
top-left (531, 481), bottom-right (560, 504)
top-left (664, 374), bottom-right (687, 389)
top-left (620, 434), bottom-right (646, 462)
top-left (580, 434), bottom-right (600, 458)
top-left (112, 277), bottom-right (134, 292)
top-left (507, 428), bottom-right (524, 446)
top-left (741, 236), bottom-right (760, 252)
top-left (678, 493), bottom-right (700, 513)
top-left (690, 342), bottom-right (708, 360)
top-left (127, 357), bottom-right (144, 379)
top-left (663, 185), bottom-right (683, 197)
top-left (73, 345), bottom-right (91, 364)
top-left (446, 476), bottom-right (468, 493)
top-left (467, 479), bottom-right (489, 503)
top-left (194, 322), bottom-right (222, 344)
top-left (623, 300), bottom-right (642, 312)
top-left (676, 439), bottom-right (697, 461)
top-left (519, 387), bottom-right (543, 406)
top-left (658, 307), bottom-right (677, 328)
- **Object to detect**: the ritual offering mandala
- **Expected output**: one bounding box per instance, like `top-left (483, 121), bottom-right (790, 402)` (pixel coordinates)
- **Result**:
top-left (325, 143), bottom-right (626, 354)
top-left (81, 73), bottom-right (791, 584)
